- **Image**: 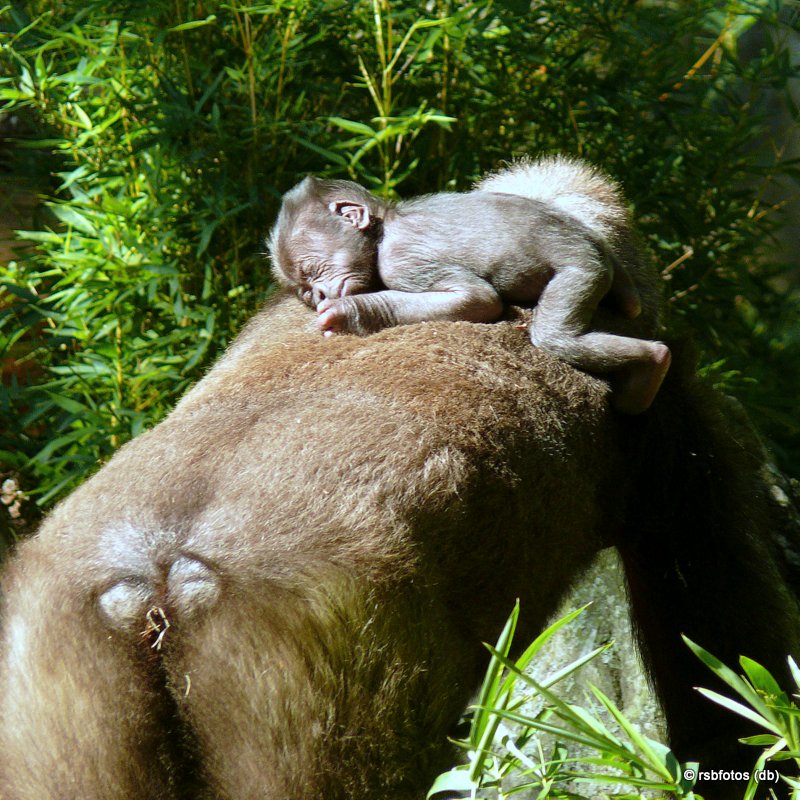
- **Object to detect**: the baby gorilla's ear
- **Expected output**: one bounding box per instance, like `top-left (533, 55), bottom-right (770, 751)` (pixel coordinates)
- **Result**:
top-left (330, 200), bottom-right (371, 230)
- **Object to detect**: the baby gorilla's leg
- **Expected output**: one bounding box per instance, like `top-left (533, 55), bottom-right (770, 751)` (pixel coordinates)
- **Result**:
top-left (608, 342), bottom-right (672, 414)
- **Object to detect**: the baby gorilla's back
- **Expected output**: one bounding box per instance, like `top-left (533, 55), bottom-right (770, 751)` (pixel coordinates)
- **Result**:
top-left (382, 191), bottom-right (602, 303)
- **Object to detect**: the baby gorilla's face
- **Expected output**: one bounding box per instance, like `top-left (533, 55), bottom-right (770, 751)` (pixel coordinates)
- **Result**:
top-left (279, 212), bottom-right (379, 309)
top-left (288, 240), bottom-right (372, 309)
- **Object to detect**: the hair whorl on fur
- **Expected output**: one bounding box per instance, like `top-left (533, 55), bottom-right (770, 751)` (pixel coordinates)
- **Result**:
top-left (475, 155), bottom-right (628, 240)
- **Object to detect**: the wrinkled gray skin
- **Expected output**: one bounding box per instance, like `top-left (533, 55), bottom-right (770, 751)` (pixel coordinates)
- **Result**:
top-left (268, 156), bottom-right (671, 414)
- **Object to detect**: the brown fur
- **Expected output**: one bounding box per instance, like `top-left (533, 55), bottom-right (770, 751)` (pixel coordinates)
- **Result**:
top-left (0, 296), bottom-right (797, 800)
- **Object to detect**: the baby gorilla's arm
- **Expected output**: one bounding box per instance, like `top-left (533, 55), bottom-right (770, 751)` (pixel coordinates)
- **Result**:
top-left (316, 282), bottom-right (504, 336)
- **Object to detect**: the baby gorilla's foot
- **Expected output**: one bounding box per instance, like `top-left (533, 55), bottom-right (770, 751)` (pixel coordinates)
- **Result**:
top-left (611, 342), bottom-right (672, 415)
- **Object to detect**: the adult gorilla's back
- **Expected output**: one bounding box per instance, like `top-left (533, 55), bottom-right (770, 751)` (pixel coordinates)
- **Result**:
top-left (0, 296), bottom-right (796, 800)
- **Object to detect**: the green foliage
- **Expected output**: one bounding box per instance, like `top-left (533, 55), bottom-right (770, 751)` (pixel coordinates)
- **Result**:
top-left (686, 637), bottom-right (800, 800)
top-left (430, 609), bottom-right (800, 799)
top-left (429, 603), bottom-right (701, 799)
top-left (0, 0), bottom-right (798, 518)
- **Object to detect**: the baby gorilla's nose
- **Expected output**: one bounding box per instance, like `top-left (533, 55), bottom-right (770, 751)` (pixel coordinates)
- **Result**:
top-left (312, 281), bottom-right (341, 306)
top-left (311, 285), bottom-right (327, 306)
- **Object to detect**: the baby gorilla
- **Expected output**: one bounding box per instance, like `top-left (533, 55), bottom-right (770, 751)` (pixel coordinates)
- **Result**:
top-left (268, 155), bottom-right (671, 414)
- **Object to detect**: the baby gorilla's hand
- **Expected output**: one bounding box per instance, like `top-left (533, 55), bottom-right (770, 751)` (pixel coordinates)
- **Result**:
top-left (316, 295), bottom-right (391, 336)
top-left (316, 297), bottom-right (358, 336)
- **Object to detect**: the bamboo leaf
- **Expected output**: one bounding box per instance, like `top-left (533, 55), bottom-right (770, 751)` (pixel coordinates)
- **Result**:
top-left (426, 767), bottom-right (475, 798)
top-left (168, 15), bottom-right (217, 33)
top-left (327, 116), bottom-right (376, 136)
top-left (696, 688), bottom-right (782, 734)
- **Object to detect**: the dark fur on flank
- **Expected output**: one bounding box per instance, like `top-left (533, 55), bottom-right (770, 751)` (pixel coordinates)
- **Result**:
top-left (0, 297), bottom-right (797, 800)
